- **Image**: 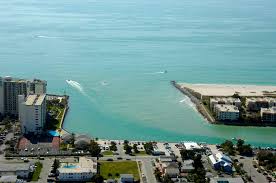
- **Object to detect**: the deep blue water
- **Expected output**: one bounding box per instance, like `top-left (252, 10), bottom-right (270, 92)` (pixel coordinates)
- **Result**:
top-left (1, 0), bottom-right (276, 147)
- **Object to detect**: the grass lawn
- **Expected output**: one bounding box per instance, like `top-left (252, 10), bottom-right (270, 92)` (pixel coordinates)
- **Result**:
top-left (31, 162), bottom-right (43, 181)
top-left (102, 151), bottom-right (113, 156)
top-left (99, 161), bottom-right (140, 180)
top-left (48, 105), bottom-right (65, 129)
top-left (134, 151), bottom-right (148, 156)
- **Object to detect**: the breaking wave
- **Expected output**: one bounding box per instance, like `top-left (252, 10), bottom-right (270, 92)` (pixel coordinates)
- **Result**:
top-left (179, 96), bottom-right (196, 110)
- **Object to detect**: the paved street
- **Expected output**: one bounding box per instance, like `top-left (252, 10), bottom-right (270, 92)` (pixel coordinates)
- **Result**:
top-left (239, 156), bottom-right (268, 183)
top-left (32, 158), bottom-right (54, 183)
top-left (141, 159), bottom-right (157, 183)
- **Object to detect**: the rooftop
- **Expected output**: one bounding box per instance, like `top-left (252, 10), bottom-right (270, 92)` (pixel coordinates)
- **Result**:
top-left (58, 157), bottom-right (97, 174)
top-left (210, 97), bottom-right (241, 103)
top-left (0, 163), bottom-right (32, 172)
top-left (214, 104), bottom-right (239, 113)
top-left (261, 107), bottom-right (276, 114)
top-left (120, 174), bottom-right (134, 178)
top-left (210, 177), bottom-right (244, 183)
top-left (0, 175), bottom-right (18, 182)
top-left (183, 142), bottom-right (201, 150)
top-left (25, 94), bottom-right (46, 106)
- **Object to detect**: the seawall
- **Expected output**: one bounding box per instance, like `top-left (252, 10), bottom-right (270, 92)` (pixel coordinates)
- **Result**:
top-left (171, 81), bottom-right (216, 123)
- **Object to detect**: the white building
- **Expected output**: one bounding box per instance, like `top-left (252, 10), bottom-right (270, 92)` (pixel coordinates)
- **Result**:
top-left (57, 157), bottom-right (97, 182)
top-left (214, 104), bottom-right (239, 121)
top-left (261, 107), bottom-right (276, 122)
top-left (210, 97), bottom-right (241, 111)
top-left (183, 142), bottom-right (202, 150)
top-left (19, 94), bottom-right (46, 135)
top-left (245, 97), bottom-right (275, 111)
top-left (0, 76), bottom-right (46, 116)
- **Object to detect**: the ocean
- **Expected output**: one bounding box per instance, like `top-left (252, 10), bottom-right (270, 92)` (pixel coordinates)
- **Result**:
top-left (1, 0), bottom-right (276, 147)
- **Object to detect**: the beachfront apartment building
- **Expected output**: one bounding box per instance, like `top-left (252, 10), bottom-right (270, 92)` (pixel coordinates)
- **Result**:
top-left (261, 107), bottom-right (276, 122)
top-left (0, 76), bottom-right (47, 116)
top-left (57, 157), bottom-right (97, 182)
top-left (214, 104), bottom-right (239, 121)
top-left (246, 97), bottom-right (276, 112)
top-left (210, 97), bottom-right (241, 111)
top-left (19, 94), bottom-right (46, 135)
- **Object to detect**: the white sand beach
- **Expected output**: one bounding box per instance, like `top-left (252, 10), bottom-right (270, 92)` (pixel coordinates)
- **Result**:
top-left (180, 83), bottom-right (276, 97)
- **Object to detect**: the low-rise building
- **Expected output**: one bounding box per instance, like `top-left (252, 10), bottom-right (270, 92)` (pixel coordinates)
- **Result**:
top-left (246, 97), bottom-right (274, 111)
top-left (0, 163), bottom-right (34, 179)
top-left (181, 159), bottom-right (194, 173)
top-left (164, 163), bottom-right (180, 178)
top-left (0, 175), bottom-right (18, 183)
top-left (261, 107), bottom-right (276, 122)
top-left (74, 135), bottom-right (91, 149)
top-left (57, 157), bottom-right (97, 182)
top-left (183, 142), bottom-right (202, 151)
top-left (214, 104), bottom-right (239, 121)
top-left (210, 177), bottom-right (244, 183)
top-left (119, 174), bottom-right (134, 183)
top-left (157, 156), bottom-right (180, 178)
top-left (210, 97), bottom-right (241, 111)
top-left (208, 153), bottom-right (233, 174)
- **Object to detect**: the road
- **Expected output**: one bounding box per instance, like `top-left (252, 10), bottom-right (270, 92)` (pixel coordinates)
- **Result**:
top-left (33, 158), bottom-right (53, 183)
top-left (141, 159), bottom-right (157, 183)
top-left (239, 156), bottom-right (268, 183)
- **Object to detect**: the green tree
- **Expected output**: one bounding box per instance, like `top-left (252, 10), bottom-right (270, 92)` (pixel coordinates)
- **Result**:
top-left (163, 175), bottom-right (174, 183)
top-left (124, 144), bottom-right (132, 155)
top-left (236, 140), bottom-right (253, 156)
top-left (53, 159), bottom-right (60, 173)
top-left (232, 93), bottom-right (241, 99)
top-left (236, 139), bottom-right (244, 152)
top-left (192, 154), bottom-right (206, 183)
top-left (221, 140), bottom-right (235, 155)
top-left (92, 174), bottom-right (104, 183)
top-left (90, 140), bottom-right (101, 157)
top-left (133, 144), bottom-right (139, 153)
top-left (109, 141), bottom-right (117, 151)
top-left (180, 149), bottom-right (195, 160)
top-left (143, 142), bottom-right (154, 154)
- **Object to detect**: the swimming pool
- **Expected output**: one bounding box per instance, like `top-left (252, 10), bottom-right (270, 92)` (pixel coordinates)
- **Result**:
top-left (63, 164), bottom-right (78, 169)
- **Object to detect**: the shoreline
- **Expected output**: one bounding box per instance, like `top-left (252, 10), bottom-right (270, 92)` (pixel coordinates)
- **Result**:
top-left (171, 81), bottom-right (216, 123)
top-left (57, 82), bottom-right (276, 148)
top-left (172, 81), bottom-right (276, 127)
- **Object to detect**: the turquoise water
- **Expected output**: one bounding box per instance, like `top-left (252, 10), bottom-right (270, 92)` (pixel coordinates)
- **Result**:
top-left (1, 0), bottom-right (276, 147)
top-left (63, 165), bottom-right (78, 169)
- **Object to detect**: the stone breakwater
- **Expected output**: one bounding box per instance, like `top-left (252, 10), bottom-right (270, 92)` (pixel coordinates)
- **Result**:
top-left (171, 81), bottom-right (216, 123)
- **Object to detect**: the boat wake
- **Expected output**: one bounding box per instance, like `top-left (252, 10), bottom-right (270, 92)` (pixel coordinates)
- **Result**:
top-left (146, 70), bottom-right (168, 75)
top-left (36, 35), bottom-right (61, 39)
top-left (100, 81), bottom-right (108, 86)
top-left (66, 80), bottom-right (85, 95)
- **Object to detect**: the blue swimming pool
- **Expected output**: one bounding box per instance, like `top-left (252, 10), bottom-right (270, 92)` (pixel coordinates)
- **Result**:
top-left (63, 165), bottom-right (78, 169)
